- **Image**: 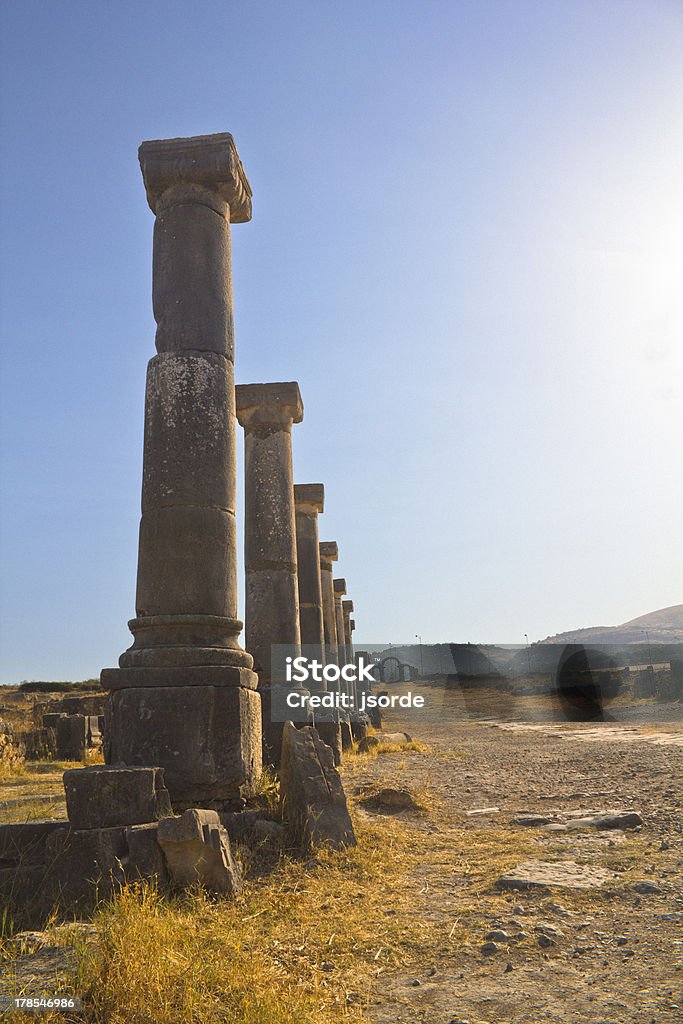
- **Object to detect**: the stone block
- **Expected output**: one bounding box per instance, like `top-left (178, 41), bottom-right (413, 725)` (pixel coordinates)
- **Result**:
top-left (351, 719), bottom-right (369, 742)
top-left (565, 810), bottom-right (643, 831)
top-left (126, 822), bottom-right (169, 885)
top-left (60, 695), bottom-right (107, 716)
top-left (279, 722), bottom-right (356, 851)
top-left (0, 865), bottom-right (46, 910)
top-left (105, 683), bottom-right (261, 809)
top-left (86, 716), bottom-right (101, 745)
top-left (496, 860), bottom-right (618, 891)
top-left (157, 809), bottom-right (242, 895)
top-left (63, 765), bottom-right (172, 830)
top-left (220, 810), bottom-right (285, 848)
top-left (340, 721), bottom-right (354, 751)
top-left (0, 822), bottom-right (70, 867)
top-left (43, 827), bottom-right (129, 908)
top-left (315, 720), bottom-right (342, 766)
top-left (55, 715), bottom-right (88, 761)
top-left (23, 727), bottom-right (57, 760)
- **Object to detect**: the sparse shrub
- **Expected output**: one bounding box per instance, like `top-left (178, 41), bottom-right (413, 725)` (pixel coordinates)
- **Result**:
top-left (17, 680), bottom-right (102, 694)
top-left (0, 718), bottom-right (25, 779)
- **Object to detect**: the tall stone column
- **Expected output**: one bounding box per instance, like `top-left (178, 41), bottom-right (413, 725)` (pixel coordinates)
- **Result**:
top-left (101, 133), bottom-right (261, 810)
top-left (318, 540), bottom-right (343, 763)
top-left (333, 578), bottom-right (353, 750)
top-left (294, 485), bottom-right (325, 662)
top-left (342, 600), bottom-right (354, 665)
top-left (236, 382), bottom-right (303, 765)
top-left (348, 615), bottom-right (368, 740)
top-left (318, 542), bottom-right (339, 664)
top-left (333, 579), bottom-right (347, 669)
top-left (294, 485), bottom-right (339, 755)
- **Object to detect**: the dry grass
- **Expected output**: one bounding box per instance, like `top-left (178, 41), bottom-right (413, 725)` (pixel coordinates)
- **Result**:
top-left (1, 802), bottom-right (655, 1023)
top-left (0, 757), bottom-right (27, 784)
top-left (0, 761), bottom-right (84, 824)
top-left (346, 736), bottom-right (432, 763)
top-left (1, 813), bottom-right (428, 1024)
top-left (1, 737), bottom-right (662, 1023)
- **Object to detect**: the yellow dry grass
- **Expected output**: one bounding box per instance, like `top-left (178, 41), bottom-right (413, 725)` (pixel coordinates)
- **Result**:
top-left (0, 742), bottom-right (661, 1024)
top-left (1, 813), bottom-right (428, 1024)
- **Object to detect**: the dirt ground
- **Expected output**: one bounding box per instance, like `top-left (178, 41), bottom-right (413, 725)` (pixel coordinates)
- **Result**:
top-left (1, 684), bottom-right (682, 1023)
top-left (341, 683), bottom-right (683, 1024)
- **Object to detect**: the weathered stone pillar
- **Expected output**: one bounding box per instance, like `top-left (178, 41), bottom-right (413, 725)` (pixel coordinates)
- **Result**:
top-left (294, 485), bottom-right (339, 754)
top-left (294, 485), bottom-right (326, 661)
top-left (318, 542), bottom-right (339, 664)
top-left (343, 601), bottom-right (354, 666)
top-left (101, 133), bottom-right (261, 810)
top-left (236, 382), bottom-right (303, 765)
top-left (333, 579), bottom-right (347, 669)
top-left (333, 578), bottom-right (353, 750)
top-left (318, 541), bottom-right (343, 763)
top-left (348, 616), bottom-right (368, 740)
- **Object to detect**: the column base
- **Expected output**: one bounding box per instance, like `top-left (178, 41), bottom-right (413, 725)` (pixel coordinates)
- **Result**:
top-left (118, 615), bottom-right (253, 670)
top-left (103, 675), bottom-right (261, 810)
top-left (101, 664), bottom-right (258, 690)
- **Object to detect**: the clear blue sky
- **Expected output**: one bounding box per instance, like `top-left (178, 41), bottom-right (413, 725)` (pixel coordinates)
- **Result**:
top-left (1, 1), bottom-right (682, 682)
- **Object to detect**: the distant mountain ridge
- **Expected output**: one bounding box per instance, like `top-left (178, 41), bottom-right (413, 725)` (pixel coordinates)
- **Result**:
top-left (540, 604), bottom-right (683, 645)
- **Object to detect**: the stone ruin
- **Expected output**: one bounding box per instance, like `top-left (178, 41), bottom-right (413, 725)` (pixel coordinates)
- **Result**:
top-left (0, 131), bottom-right (364, 915)
top-left (25, 694), bottom-right (107, 762)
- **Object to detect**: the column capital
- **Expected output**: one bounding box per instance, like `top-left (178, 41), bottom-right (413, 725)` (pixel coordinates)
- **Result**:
top-left (319, 541), bottom-right (338, 563)
top-left (343, 599), bottom-right (354, 615)
top-left (236, 382), bottom-right (303, 430)
top-left (333, 578), bottom-right (347, 596)
top-left (139, 132), bottom-right (252, 220)
top-left (294, 483), bottom-right (324, 514)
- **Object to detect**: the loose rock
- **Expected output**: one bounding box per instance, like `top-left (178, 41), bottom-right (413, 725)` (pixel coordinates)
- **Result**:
top-left (280, 722), bottom-right (356, 850)
top-left (157, 809), bottom-right (242, 895)
top-left (633, 881), bottom-right (661, 895)
top-left (360, 787), bottom-right (419, 812)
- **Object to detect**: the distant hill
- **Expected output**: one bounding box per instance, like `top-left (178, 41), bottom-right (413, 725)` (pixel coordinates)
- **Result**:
top-left (540, 605), bottom-right (683, 645)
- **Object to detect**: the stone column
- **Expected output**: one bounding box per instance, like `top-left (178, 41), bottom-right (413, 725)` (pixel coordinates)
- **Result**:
top-left (318, 541), bottom-right (343, 763)
top-left (294, 485), bottom-right (339, 754)
top-left (343, 600), bottom-right (354, 666)
top-left (333, 579), bottom-right (347, 669)
top-left (333, 578), bottom-right (353, 750)
top-left (101, 133), bottom-right (261, 810)
top-left (348, 616), bottom-right (368, 740)
top-left (294, 485), bottom-right (325, 661)
top-left (318, 542), bottom-right (339, 664)
top-left (236, 382), bottom-right (303, 766)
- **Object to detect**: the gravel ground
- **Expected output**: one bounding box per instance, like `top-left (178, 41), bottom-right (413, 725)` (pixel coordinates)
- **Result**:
top-left (342, 685), bottom-right (683, 1024)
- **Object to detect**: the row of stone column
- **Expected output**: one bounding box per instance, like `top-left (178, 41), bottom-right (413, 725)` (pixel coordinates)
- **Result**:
top-left (235, 384), bottom-right (358, 765)
top-left (102, 131), bottom-right (363, 811)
